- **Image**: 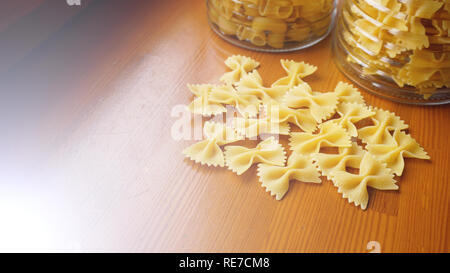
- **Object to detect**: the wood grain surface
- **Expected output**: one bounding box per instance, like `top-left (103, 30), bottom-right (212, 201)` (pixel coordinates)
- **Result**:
top-left (0, 0), bottom-right (448, 253)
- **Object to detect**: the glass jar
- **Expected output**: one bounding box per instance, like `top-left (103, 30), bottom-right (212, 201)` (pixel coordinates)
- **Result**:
top-left (207, 0), bottom-right (337, 52)
top-left (333, 0), bottom-right (450, 105)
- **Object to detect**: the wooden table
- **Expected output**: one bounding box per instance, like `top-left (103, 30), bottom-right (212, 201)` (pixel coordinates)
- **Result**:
top-left (0, 0), bottom-right (448, 253)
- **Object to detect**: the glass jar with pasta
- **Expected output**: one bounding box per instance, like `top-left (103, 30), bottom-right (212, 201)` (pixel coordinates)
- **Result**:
top-left (207, 0), bottom-right (337, 52)
top-left (333, 0), bottom-right (450, 105)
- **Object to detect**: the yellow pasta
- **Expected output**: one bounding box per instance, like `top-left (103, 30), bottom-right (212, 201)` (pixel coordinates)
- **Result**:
top-left (334, 81), bottom-right (365, 104)
top-left (252, 17), bottom-right (288, 33)
top-left (217, 14), bottom-right (239, 35)
top-left (183, 122), bottom-right (243, 167)
top-left (396, 50), bottom-right (450, 88)
top-left (208, 84), bottom-right (260, 118)
top-left (286, 26), bottom-right (311, 42)
top-left (265, 102), bottom-right (318, 133)
top-left (353, 19), bottom-right (384, 55)
top-left (366, 130), bottom-right (430, 176)
top-left (236, 70), bottom-right (288, 102)
top-left (271, 59), bottom-right (317, 89)
top-left (312, 142), bottom-right (364, 181)
top-left (258, 152), bottom-right (321, 200)
top-left (333, 102), bottom-right (375, 137)
top-left (358, 108), bottom-right (408, 145)
top-left (283, 82), bottom-right (339, 123)
top-left (267, 32), bottom-right (286, 48)
top-left (338, 0), bottom-right (450, 98)
top-left (250, 31), bottom-right (268, 46)
top-left (289, 121), bottom-right (352, 155)
top-left (330, 152), bottom-right (398, 210)
top-left (258, 0), bottom-right (294, 19)
top-left (312, 14), bottom-right (333, 36)
top-left (220, 55), bottom-right (260, 85)
top-left (183, 56), bottom-right (431, 210)
top-left (404, 0), bottom-right (443, 19)
top-left (233, 117), bottom-right (290, 138)
top-left (225, 137), bottom-right (286, 175)
top-left (207, 0), bottom-right (335, 49)
top-left (236, 26), bottom-right (267, 47)
top-left (243, 3), bottom-right (260, 17)
top-left (187, 84), bottom-right (227, 116)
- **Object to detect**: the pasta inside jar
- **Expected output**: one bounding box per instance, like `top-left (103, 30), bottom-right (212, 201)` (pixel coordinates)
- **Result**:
top-left (207, 0), bottom-right (337, 52)
top-left (333, 0), bottom-right (450, 104)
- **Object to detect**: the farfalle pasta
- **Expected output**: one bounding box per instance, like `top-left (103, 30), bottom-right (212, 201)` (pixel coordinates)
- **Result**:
top-left (258, 152), bottom-right (321, 200)
top-left (220, 55), bottom-right (260, 85)
top-left (289, 121), bottom-right (352, 155)
top-left (358, 108), bottom-right (409, 145)
top-left (209, 84), bottom-right (260, 118)
top-left (233, 117), bottom-right (291, 139)
top-left (207, 0), bottom-right (336, 51)
top-left (225, 137), bottom-right (286, 175)
top-left (336, 0), bottom-right (450, 100)
top-left (271, 59), bottom-right (317, 89)
top-left (333, 102), bottom-right (375, 137)
top-left (187, 84), bottom-right (227, 116)
top-left (334, 81), bottom-right (365, 105)
top-left (283, 82), bottom-right (339, 122)
top-left (312, 142), bottom-right (364, 180)
top-left (366, 130), bottom-right (430, 176)
top-left (183, 55), bottom-right (430, 210)
top-left (265, 102), bottom-right (318, 133)
top-left (330, 152), bottom-right (398, 210)
top-left (236, 70), bottom-right (288, 102)
top-left (183, 121), bottom-right (243, 167)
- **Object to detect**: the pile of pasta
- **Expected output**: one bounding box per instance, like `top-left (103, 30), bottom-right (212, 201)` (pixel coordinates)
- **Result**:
top-left (207, 0), bottom-right (335, 49)
top-left (183, 55), bottom-right (430, 210)
top-left (342, 0), bottom-right (450, 98)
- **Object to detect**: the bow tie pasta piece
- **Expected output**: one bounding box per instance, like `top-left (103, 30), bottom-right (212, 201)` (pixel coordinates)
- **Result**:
top-left (209, 84), bottom-right (261, 118)
top-left (283, 82), bottom-right (339, 123)
top-left (220, 55), bottom-right (260, 85)
top-left (358, 108), bottom-right (409, 145)
top-left (187, 84), bottom-right (227, 116)
top-left (312, 142), bottom-right (365, 181)
top-left (396, 50), bottom-right (450, 88)
top-left (237, 70), bottom-right (289, 103)
top-left (257, 152), bottom-right (321, 200)
top-left (225, 137), bottom-right (286, 175)
top-left (334, 82), bottom-right (365, 104)
top-left (289, 121), bottom-right (352, 155)
top-left (333, 102), bottom-right (375, 137)
top-left (373, 2), bottom-right (408, 31)
top-left (271, 59), bottom-right (317, 89)
top-left (366, 130), bottom-right (430, 176)
top-left (404, 0), bottom-right (443, 19)
top-left (330, 152), bottom-right (398, 210)
top-left (265, 102), bottom-right (318, 133)
top-left (390, 17), bottom-right (428, 52)
top-left (352, 19), bottom-right (384, 56)
top-left (233, 117), bottom-right (290, 139)
top-left (183, 122), bottom-right (243, 167)
top-left (353, 1), bottom-right (408, 35)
